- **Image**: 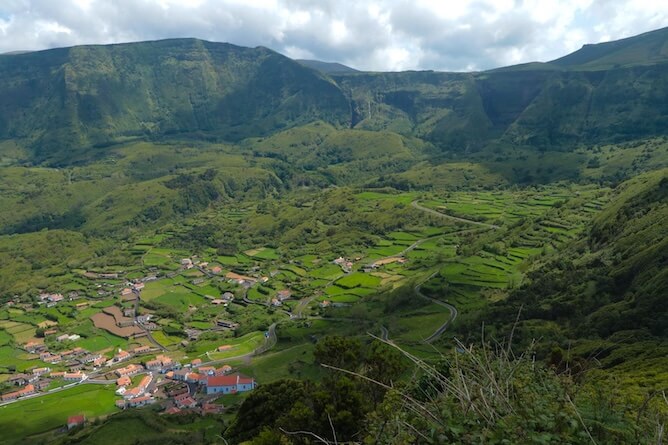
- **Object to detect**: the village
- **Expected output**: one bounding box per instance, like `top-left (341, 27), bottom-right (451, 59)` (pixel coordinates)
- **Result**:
top-left (0, 247), bottom-right (410, 429)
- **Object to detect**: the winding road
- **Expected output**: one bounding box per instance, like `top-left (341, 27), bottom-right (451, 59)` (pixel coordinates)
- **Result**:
top-left (415, 272), bottom-right (458, 343)
top-left (377, 200), bottom-right (496, 343)
top-left (411, 200), bottom-right (500, 229)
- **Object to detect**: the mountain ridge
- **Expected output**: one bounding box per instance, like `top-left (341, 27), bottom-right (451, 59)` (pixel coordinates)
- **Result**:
top-left (1, 28), bottom-right (668, 164)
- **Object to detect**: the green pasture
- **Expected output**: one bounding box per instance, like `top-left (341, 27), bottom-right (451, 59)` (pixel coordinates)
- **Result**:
top-left (336, 273), bottom-right (382, 289)
top-left (200, 331), bottom-right (265, 359)
top-left (0, 384), bottom-right (117, 444)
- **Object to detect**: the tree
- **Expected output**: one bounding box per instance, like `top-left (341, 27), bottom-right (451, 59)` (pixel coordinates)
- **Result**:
top-left (363, 341), bottom-right (407, 405)
top-left (313, 336), bottom-right (363, 371)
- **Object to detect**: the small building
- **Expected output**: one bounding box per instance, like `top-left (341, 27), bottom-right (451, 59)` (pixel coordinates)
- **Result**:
top-left (185, 372), bottom-right (202, 384)
top-left (156, 354), bottom-right (173, 367)
top-left (198, 366), bottom-right (216, 376)
top-left (116, 376), bottom-right (131, 386)
top-left (114, 350), bottom-right (131, 362)
top-left (63, 372), bottom-right (86, 381)
top-left (133, 282), bottom-right (145, 291)
top-left (115, 364), bottom-right (143, 377)
top-left (145, 359), bottom-right (162, 370)
top-left (8, 373), bottom-right (29, 386)
top-left (205, 373), bottom-right (256, 395)
top-left (133, 346), bottom-right (151, 355)
top-left (128, 395), bottom-right (154, 408)
top-left (35, 379), bottom-right (51, 391)
top-left (67, 415), bottom-right (85, 430)
top-left (136, 314), bottom-right (152, 324)
top-left (171, 369), bottom-right (189, 381)
top-left (116, 396), bottom-right (155, 409)
top-left (23, 341), bottom-right (46, 353)
top-left (215, 365), bottom-right (232, 376)
top-left (174, 392), bottom-right (197, 408)
top-left (32, 367), bottom-right (51, 377)
top-left (191, 358), bottom-right (202, 367)
top-left (216, 320), bottom-right (240, 330)
top-left (47, 354), bottom-right (62, 364)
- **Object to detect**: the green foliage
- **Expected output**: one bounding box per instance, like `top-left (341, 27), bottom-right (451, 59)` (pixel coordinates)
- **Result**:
top-left (363, 340), bottom-right (666, 444)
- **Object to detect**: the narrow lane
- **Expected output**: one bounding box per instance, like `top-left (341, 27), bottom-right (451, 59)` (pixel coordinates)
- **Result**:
top-left (411, 200), bottom-right (500, 229)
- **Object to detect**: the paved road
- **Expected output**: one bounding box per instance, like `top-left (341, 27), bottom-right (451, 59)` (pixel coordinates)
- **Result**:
top-left (380, 326), bottom-right (389, 341)
top-left (134, 294), bottom-right (167, 351)
top-left (415, 272), bottom-right (458, 343)
top-left (412, 200), bottom-right (499, 229)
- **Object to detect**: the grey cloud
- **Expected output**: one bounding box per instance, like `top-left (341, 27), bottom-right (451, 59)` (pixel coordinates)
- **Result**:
top-left (0, 0), bottom-right (666, 71)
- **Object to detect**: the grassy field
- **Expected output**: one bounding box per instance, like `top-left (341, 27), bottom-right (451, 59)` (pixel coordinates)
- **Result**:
top-left (194, 331), bottom-right (266, 359)
top-left (0, 384), bottom-right (117, 444)
top-left (244, 247), bottom-right (280, 260)
top-left (236, 343), bottom-right (321, 383)
top-left (74, 332), bottom-right (127, 352)
top-left (392, 304), bottom-right (452, 343)
top-left (336, 273), bottom-right (382, 289)
top-left (154, 291), bottom-right (208, 311)
top-left (142, 279), bottom-right (208, 310)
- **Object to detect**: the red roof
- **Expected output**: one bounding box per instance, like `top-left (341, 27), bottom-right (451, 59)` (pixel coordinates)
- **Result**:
top-left (68, 415), bottom-right (85, 425)
top-left (206, 375), bottom-right (238, 387)
top-left (206, 373), bottom-right (254, 387)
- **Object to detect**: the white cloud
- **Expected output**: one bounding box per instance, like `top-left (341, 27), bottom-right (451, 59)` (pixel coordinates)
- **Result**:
top-left (0, 0), bottom-right (666, 71)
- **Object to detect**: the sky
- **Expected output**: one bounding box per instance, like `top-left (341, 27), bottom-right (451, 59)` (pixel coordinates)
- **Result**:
top-left (0, 0), bottom-right (667, 71)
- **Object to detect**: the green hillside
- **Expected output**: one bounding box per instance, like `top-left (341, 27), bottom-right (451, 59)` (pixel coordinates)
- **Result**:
top-left (0, 39), bottom-right (350, 164)
top-left (551, 26), bottom-right (668, 69)
top-left (463, 169), bottom-right (668, 385)
top-left (0, 27), bottom-right (667, 445)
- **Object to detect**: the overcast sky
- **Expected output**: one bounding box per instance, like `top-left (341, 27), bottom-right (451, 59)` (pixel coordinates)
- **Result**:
top-left (0, 0), bottom-right (667, 71)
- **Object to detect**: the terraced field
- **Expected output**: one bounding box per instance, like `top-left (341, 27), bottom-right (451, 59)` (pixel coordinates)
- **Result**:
top-left (416, 186), bottom-right (612, 308)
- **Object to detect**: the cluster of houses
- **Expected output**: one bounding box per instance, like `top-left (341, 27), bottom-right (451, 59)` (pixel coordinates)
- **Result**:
top-left (24, 341), bottom-right (105, 370)
top-left (181, 257), bottom-right (228, 276)
top-left (38, 292), bottom-right (65, 307)
top-left (1, 383), bottom-right (36, 402)
top-left (225, 272), bottom-right (258, 289)
top-left (1, 367), bottom-right (89, 403)
top-left (165, 359), bottom-right (256, 396)
top-left (333, 256), bottom-right (355, 273)
top-left (161, 381), bottom-right (222, 416)
top-left (115, 372), bottom-right (154, 407)
top-left (109, 353), bottom-right (256, 412)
